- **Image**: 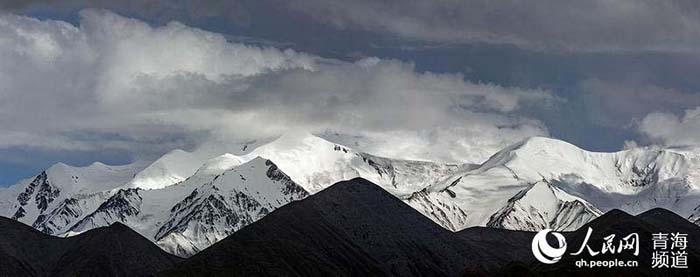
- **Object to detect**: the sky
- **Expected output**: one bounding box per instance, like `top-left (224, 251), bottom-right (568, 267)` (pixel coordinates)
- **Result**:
top-left (2, 0), bottom-right (700, 186)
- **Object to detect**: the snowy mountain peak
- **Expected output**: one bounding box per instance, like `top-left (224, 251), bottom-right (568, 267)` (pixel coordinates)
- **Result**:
top-left (153, 156), bottom-right (308, 257)
top-left (37, 161), bottom-right (145, 195)
top-left (513, 136), bottom-right (581, 150)
top-left (46, 162), bottom-right (70, 172)
top-left (126, 149), bottom-right (207, 190)
top-left (486, 181), bottom-right (602, 231)
top-left (42, 154), bottom-right (309, 257)
top-left (480, 136), bottom-right (586, 168)
top-left (471, 136), bottom-right (692, 194)
top-left (88, 161), bottom-right (108, 168)
top-left (194, 153), bottom-right (244, 176)
top-left (275, 129), bottom-right (318, 142)
top-left (4, 132), bottom-right (700, 259)
top-left (243, 132), bottom-right (359, 193)
top-left (251, 130), bottom-right (338, 154)
top-left (0, 160), bottom-right (145, 236)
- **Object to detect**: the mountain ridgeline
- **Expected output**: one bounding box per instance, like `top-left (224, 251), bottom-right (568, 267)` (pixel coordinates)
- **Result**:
top-left (0, 216), bottom-right (180, 276)
top-left (1, 178), bottom-right (698, 276)
top-left (1, 132), bottom-right (700, 259)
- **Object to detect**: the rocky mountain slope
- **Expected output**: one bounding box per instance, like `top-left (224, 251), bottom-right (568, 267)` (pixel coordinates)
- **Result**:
top-left (68, 157), bottom-right (308, 257)
top-left (412, 137), bottom-right (700, 231)
top-left (486, 181), bottom-right (602, 231)
top-left (166, 178), bottom-right (499, 276)
top-left (0, 178), bottom-right (698, 276)
top-left (169, 179), bottom-right (700, 275)
top-left (0, 161), bottom-right (147, 235)
top-left (2, 133), bottom-right (700, 258)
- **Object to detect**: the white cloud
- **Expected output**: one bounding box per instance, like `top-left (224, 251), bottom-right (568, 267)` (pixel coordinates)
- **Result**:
top-left (622, 140), bottom-right (639, 150)
top-left (639, 108), bottom-right (700, 147)
top-left (0, 9), bottom-right (556, 164)
top-left (322, 119), bottom-right (548, 164)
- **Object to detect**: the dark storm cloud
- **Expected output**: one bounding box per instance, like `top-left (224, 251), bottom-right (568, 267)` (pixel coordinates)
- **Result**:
top-left (283, 0), bottom-right (700, 52)
top-left (0, 0), bottom-right (253, 23)
top-left (6, 0), bottom-right (700, 53)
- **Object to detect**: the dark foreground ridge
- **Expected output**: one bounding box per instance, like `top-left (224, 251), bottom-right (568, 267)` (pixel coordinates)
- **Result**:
top-left (0, 217), bottom-right (181, 276)
top-left (167, 178), bottom-right (700, 276)
top-left (458, 208), bottom-right (700, 276)
top-left (2, 178), bottom-right (700, 276)
top-left (166, 178), bottom-right (700, 276)
top-left (165, 177), bottom-right (502, 276)
top-left (544, 208), bottom-right (700, 276)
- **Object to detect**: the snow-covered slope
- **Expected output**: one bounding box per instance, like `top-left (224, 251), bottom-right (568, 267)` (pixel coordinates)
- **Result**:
top-left (244, 131), bottom-right (466, 196)
top-left (0, 162), bottom-right (146, 235)
top-left (486, 181), bottom-right (601, 231)
top-left (414, 136), bottom-right (700, 231)
top-left (18, 133), bottom-right (463, 256)
top-left (404, 188), bottom-right (470, 231)
top-left (194, 153), bottom-right (244, 176)
top-left (154, 158), bottom-right (307, 256)
top-left (125, 149), bottom-right (209, 190)
top-left (0, 132), bottom-right (465, 256)
top-left (68, 157), bottom-right (308, 257)
top-left (234, 131), bottom-right (483, 232)
top-left (3, 133), bottom-right (700, 257)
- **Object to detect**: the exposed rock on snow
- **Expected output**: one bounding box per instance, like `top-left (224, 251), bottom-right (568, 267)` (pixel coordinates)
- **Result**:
top-left (3, 133), bottom-right (700, 257)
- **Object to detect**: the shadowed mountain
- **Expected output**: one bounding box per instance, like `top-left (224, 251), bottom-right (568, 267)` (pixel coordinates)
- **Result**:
top-left (459, 209), bottom-right (700, 275)
top-left (165, 177), bottom-right (505, 276)
top-left (457, 227), bottom-right (538, 268)
top-left (167, 178), bottom-right (700, 276)
top-left (2, 177), bottom-right (699, 276)
top-left (0, 216), bottom-right (181, 277)
top-left (540, 208), bottom-right (700, 276)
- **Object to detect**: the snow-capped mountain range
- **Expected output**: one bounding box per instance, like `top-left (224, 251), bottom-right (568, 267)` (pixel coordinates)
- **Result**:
top-left (1, 132), bottom-right (700, 257)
